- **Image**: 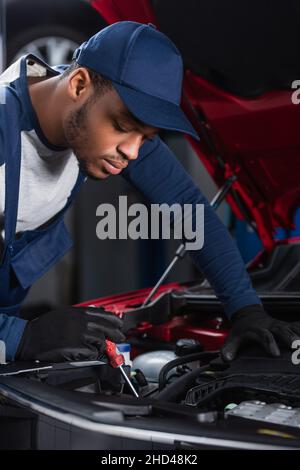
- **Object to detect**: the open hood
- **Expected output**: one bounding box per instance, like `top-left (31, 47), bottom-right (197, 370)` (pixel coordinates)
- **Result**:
top-left (92, 0), bottom-right (300, 253)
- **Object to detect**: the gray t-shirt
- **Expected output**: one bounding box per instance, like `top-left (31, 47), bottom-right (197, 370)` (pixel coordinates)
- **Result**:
top-left (0, 57), bottom-right (80, 257)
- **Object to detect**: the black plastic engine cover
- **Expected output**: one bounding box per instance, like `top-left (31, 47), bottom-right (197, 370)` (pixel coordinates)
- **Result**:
top-left (185, 346), bottom-right (300, 407)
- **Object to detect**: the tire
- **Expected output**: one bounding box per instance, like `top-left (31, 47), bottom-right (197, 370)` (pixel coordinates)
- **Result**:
top-left (6, 24), bottom-right (87, 65)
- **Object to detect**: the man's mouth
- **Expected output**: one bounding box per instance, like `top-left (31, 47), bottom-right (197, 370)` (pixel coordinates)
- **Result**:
top-left (102, 158), bottom-right (127, 175)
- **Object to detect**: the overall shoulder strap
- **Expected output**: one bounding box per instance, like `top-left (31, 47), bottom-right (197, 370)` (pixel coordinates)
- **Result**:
top-left (1, 86), bottom-right (23, 246)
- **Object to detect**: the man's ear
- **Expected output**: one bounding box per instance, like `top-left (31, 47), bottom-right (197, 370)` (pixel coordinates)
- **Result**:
top-left (67, 67), bottom-right (91, 101)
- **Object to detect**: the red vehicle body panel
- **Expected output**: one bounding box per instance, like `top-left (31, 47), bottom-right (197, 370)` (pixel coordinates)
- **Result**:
top-left (91, 0), bottom-right (300, 253)
top-left (91, 0), bottom-right (156, 25)
top-left (77, 282), bottom-right (228, 356)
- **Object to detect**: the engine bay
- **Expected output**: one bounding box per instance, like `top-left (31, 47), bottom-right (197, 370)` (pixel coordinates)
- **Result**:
top-left (1, 285), bottom-right (300, 449)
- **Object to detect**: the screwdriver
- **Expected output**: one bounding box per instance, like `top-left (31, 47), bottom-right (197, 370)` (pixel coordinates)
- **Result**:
top-left (105, 339), bottom-right (139, 398)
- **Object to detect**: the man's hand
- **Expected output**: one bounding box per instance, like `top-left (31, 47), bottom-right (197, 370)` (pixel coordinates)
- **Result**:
top-left (221, 304), bottom-right (300, 362)
top-left (16, 306), bottom-right (125, 362)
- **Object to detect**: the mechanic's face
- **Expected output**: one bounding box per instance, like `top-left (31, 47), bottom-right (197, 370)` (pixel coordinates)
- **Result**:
top-left (62, 68), bottom-right (158, 180)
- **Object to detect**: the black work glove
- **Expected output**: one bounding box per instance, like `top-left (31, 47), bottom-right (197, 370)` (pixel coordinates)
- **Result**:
top-left (221, 304), bottom-right (300, 362)
top-left (16, 306), bottom-right (125, 362)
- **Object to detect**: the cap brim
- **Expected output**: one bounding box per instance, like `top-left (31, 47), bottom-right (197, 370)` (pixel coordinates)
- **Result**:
top-left (113, 82), bottom-right (200, 141)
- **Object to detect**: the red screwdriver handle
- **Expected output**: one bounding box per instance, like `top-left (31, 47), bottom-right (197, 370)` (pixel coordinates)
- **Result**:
top-left (105, 339), bottom-right (124, 368)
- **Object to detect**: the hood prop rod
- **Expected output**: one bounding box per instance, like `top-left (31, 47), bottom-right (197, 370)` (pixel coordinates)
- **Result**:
top-left (142, 175), bottom-right (237, 307)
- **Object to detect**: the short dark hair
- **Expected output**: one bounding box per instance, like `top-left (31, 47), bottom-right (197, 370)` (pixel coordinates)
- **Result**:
top-left (60, 61), bottom-right (113, 96)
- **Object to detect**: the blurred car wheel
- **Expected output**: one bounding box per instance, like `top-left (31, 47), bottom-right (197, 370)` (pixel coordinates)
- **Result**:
top-left (5, 0), bottom-right (108, 66)
top-left (7, 24), bottom-right (85, 65)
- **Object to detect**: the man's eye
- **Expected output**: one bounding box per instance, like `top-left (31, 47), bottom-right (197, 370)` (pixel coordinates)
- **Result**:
top-left (113, 121), bottom-right (127, 133)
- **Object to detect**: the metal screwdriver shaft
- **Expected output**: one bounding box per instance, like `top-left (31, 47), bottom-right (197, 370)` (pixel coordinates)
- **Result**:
top-left (105, 340), bottom-right (139, 398)
top-left (119, 364), bottom-right (139, 398)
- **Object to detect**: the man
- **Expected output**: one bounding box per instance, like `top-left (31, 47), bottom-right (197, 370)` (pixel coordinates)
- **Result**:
top-left (0, 21), bottom-right (299, 363)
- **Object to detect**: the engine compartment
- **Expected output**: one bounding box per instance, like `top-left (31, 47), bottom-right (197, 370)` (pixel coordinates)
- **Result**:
top-left (1, 284), bottom-right (300, 449)
top-left (2, 346), bottom-right (300, 449)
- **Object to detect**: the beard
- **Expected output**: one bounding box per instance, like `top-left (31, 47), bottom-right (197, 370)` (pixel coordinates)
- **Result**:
top-left (77, 160), bottom-right (100, 181)
top-left (63, 99), bottom-right (104, 180)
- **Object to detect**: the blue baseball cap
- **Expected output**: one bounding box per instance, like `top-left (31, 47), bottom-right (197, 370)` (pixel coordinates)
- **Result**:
top-left (72, 21), bottom-right (199, 140)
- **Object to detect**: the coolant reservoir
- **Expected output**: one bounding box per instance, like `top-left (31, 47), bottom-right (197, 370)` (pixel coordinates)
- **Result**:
top-left (132, 339), bottom-right (203, 383)
top-left (132, 350), bottom-right (177, 383)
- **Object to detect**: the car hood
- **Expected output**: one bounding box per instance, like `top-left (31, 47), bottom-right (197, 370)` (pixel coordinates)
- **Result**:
top-left (92, 0), bottom-right (300, 253)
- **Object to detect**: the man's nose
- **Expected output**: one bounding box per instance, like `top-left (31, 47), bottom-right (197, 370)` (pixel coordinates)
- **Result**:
top-left (117, 135), bottom-right (143, 161)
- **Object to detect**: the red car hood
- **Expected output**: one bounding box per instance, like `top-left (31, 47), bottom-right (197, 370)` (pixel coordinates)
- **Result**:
top-left (92, 0), bottom-right (300, 253)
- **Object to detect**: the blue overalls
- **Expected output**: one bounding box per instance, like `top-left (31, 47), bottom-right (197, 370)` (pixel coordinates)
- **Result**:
top-left (0, 77), bottom-right (85, 359)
